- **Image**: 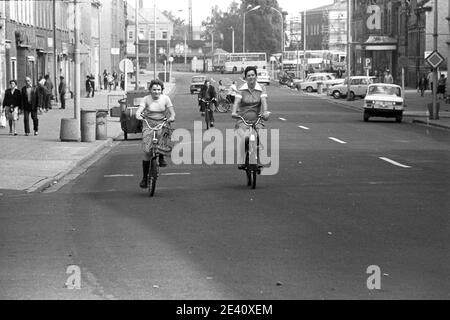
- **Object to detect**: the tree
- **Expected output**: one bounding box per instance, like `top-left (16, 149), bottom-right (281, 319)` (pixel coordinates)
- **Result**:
top-left (162, 10), bottom-right (187, 41)
top-left (199, 0), bottom-right (286, 56)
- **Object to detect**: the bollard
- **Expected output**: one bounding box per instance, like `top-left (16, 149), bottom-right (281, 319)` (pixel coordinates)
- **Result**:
top-left (96, 109), bottom-right (109, 140)
top-left (60, 118), bottom-right (80, 142)
top-left (80, 109), bottom-right (97, 142)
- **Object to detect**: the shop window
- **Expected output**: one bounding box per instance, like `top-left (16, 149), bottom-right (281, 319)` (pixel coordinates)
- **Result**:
top-left (11, 58), bottom-right (17, 81)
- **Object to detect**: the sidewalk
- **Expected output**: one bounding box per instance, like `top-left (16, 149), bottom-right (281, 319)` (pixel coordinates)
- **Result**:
top-left (0, 82), bottom-right (175, 194)
top-left (300, 88), bottom-right (450, 130)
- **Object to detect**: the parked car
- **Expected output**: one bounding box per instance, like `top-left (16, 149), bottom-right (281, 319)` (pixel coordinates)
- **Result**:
top-left (257, 69), bottom-right (271, 85)
top-left (293, 73), bottom-right (332, 90)
top-left (329, 76), bottom-right (375, 99)
top-left (363, 84), bottom-right (404, 123)
top-left (190, 75), bottom-right (208, 94)
top-left (298, 74), bottom-right (342, 92)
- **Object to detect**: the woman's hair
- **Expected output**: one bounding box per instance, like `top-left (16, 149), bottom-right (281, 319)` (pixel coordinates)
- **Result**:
top-left (219, 80), bottom-right (222, 85)
top-left (203, 80), bottom-right (210, 86)
top-left (148, 79), bottom-right (164, 91)
top-left (9, 80), bottom-right (17, 85)
top-left (244, 66), bottom-right (257, 78)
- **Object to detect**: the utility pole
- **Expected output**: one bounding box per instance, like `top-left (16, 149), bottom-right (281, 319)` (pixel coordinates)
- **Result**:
top-left (53, 0), bottom-right (58, 103)
top-left (154, 2), bottom-right (157, 80)
top-left (135, 0), bottom-right (139, 90)
top-left (303, 11), bottom-right (307, 79)
top-left (346, 0), bottom-right (352, 101)
top-left (74, 0), bottom-right (80, 122)
top-left (431, 0), bottom-right (439, 119)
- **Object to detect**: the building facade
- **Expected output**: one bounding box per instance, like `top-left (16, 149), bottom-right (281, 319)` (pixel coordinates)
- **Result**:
top-left (0, 1), bottom-right (7, 101)
top-left (351, 0), bottom-right (448, 86)
top-left (99, 0), bottom-right (127, 76)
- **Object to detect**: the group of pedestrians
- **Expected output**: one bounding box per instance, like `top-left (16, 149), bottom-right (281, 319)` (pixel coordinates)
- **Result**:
top-left (1, 75), bottom-right (68, 136)
top-left (418, 72), bottom-right (447, 99)
top-left (102, 70), bottom-right (125, 92)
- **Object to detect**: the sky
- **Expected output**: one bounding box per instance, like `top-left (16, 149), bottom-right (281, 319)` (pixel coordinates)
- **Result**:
top-left (139, 0), bottom-right (335, 25)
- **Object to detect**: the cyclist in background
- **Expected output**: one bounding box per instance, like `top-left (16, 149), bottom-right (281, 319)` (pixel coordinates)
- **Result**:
top-left (198, 80), bottom-right (217, 127)
top-left (136, 79), bottom-right (175, 189)
top-left (227, 80), bottom-right (238, 104)
top-left (231, 66), bottom-right (271, 170)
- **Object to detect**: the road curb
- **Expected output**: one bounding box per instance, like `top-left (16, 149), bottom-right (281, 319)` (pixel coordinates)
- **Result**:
top-left (26, 137), bottom-right (116, 193)
top-left (411, 119), bottom-right (450, 130)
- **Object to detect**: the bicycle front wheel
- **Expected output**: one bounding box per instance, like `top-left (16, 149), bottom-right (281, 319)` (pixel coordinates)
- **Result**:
top-left (204, 109), bottom-right (210, 129)
top-left (148, 157), bottom-right (158, 197)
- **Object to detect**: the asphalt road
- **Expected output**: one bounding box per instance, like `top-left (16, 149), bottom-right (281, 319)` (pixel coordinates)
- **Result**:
top-left (1, 73), bottom-right (449, 300)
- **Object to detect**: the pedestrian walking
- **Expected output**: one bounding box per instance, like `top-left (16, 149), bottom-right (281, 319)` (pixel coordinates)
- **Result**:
top-left (59, 76), bottom-right (67, 109)
top-left (44, 74), bottom-right (54, 110)
top-left (113, 71), bottom-right (118, 90)
top-left (103, 69), bottom-right (108, 91)
top-left (427, 71), bottom-right (433, 93)
top-left (437, 74), bottom-right (446, 100)
top-left (21, 77), bottom-right (41, 136)
top-left (120, 73), bottom-right (125, 91)
top-left (2, 80), bottom-right (22, 136)
top-left (90, 74), bottom-right (95, 97)
top-left (85, 75), bottom-right (92, 98)
top-left (383, 70), bottom-right (393, 84)
top-left (107, 73), bottom-right (114, 92)
top-left (418, 75), bottom-right (428, 97)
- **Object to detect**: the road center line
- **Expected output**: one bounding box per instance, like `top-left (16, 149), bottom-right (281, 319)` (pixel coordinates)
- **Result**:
top-left (279, 117), bottom-right (287, 121)
top-left (161, 173), bottom-right (191, 176)
top-left (328, 137), bottom-right (347, 144)
top-left (298, 125), bottom-right (310, 130)
top-left (104, 174), bottom-right (135, 178)
top-left (379, 157), bottom-right (411, 168)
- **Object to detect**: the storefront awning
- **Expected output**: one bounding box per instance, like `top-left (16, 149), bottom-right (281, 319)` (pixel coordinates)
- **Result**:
top-left (364, 36), bottom-right (397, 51)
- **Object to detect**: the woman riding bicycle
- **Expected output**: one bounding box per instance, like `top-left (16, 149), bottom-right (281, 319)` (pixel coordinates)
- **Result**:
top-left (136, 79), bottom-right (175, 189)
top-left (231, 66), bottom-right (271, 170)
top-left (231, 66), bottom-right (270, 170)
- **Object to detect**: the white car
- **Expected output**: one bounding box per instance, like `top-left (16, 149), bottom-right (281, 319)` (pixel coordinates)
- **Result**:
top-left (329, 76), bottom-right (375, 99)
top-left (257, 70), bottom-right (271, 85)
top-left (363, 84), bottom-right (404, 123)
top-left (299, 74), bottom-right (342, 92)
top-left (293, 73), bottom-right (332, 90)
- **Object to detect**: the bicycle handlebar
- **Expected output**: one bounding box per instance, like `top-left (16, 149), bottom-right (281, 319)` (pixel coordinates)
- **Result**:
top-left (142, 118), bottom-right (169, 131)
top-left (232, 114), bottom-right (264, 127)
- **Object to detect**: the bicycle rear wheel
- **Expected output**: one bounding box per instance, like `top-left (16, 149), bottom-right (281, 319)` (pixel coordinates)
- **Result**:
top-left (148, 157), bottom-right (158, 197)
top-left (217, 101), bottom-right (230, 113)
top-left (250, 165), bottom-right (257, 189)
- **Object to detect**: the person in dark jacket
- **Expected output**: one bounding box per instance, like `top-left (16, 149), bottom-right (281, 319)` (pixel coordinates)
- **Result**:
top-left (58, 76), bottom-right (67, 109)
top-left (90, 74), bottom-right (95, 97)
top-left (2, 80), bottom-right (22, 135)
top-left (44, 74), bottom-right (53, 111)
top-left (85, 75), bottom-right (92, 98)
top-left (418, 75), bottom-right (428, 97)
top-left (198, 80), bottom-right (217, 126)
top-left (21, 77), bottom-right (41, 136)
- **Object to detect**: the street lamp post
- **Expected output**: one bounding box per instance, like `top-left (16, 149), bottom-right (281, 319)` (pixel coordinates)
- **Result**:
top-left (268, 7), bottom-right (284, 72)
top-left (243, 5), bottom-right (260, 53)
top-left (229, 26), bottom-right (235, 53)
top-left (135, 0), bottom-right (139, 90)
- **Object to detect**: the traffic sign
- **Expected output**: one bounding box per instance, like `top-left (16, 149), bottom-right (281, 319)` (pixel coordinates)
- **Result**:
top-left (119, 58), bottom-right (133, 73)
top-left (365, 58), bottom-right (372, 70)
top-left (425, 50), bottom-right (445, 69)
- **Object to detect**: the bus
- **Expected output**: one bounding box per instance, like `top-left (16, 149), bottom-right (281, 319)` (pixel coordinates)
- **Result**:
top-left (329, 51), bottom-right (347, 72)
top-left (212, 51), bottom-right (229, 73)
top-left (223, 52), bottom-right (267, 73)
top-left (282, 50), bottom-right (347, 75)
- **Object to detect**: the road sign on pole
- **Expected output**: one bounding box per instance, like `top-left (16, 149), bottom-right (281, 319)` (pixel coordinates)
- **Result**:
top-left (119, 59), bottom-right (134, 73)
top-left (425, 50), bottom-right (445, 70)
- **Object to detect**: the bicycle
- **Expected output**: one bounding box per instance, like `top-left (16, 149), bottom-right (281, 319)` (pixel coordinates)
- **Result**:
top-left (216, 92), bottom-right (233, 113)
top-left (232, 112), bottom-right (265, 189)
top-left (142, 118), bottom-right (170, 197)
top-left (200, 98), bottom-right (215, 130)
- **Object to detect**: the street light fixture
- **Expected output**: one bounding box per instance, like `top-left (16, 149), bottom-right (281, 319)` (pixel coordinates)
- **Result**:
top-left (243, 5), bottom-right (260, 53)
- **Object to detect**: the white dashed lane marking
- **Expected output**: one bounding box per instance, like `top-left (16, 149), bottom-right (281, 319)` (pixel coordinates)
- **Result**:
top-left (379, 157), bottom-right (411, 168)
top-left (328, 137), bottom-right (347, 144)
top-left (104, 174), bottom-right (135, 178)
top-left (279, 117), bottom-right (287, 121)
top-left (298, 125), bottom-right (310, 130)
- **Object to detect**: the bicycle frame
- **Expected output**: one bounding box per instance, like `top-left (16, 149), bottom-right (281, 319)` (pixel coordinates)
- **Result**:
top-left (200, 98), bottom-right (215, 129)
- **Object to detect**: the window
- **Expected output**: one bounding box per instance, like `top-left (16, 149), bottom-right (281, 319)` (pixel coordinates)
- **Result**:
top-left (128, 31), bottom-right (134, 40)
top-left (162, 31), bottom-right (168, 40)
top-left (11, 58), bottom-right (17, 81)
top-left (351, 79), bottom-right (361, 85)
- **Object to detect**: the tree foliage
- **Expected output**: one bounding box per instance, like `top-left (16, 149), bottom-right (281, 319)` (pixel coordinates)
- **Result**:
top-left (200, 0), bottom-right (286, 55)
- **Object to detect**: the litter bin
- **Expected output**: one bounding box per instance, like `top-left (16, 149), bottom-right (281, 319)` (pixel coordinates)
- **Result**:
top-left (80, 109), bottom-right (97, 142)
top-left (96, 109), bottom-right (109, 140)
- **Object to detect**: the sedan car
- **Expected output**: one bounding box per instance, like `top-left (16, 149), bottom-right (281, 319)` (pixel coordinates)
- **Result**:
top-left (190, 75), bottom-right (208, 94)
top-left (257, 69), bottom-right (271, 85)
top-left (298, 74), bottom-right (342, 92)
top-left (329, 76), bottom-right (375, 99)
top-left (363, 84), bottom-right (404, 122)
